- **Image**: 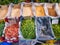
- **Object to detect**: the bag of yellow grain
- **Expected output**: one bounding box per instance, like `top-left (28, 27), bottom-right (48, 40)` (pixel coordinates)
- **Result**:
top-left (21, 2), bottom-right (33, 17)
top-left (11, 3), bottom-right (21, 18)
top-left (0, 5), bottom-right (8, 19)
top-left (33, 3), bottom-right (46, 17)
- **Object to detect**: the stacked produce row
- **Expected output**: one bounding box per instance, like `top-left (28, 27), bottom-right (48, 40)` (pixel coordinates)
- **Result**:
top-left (0, 2), bottom-right (60, 45)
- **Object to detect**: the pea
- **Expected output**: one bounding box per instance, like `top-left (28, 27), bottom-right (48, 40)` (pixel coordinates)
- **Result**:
top-left (21, 18), bottom-right (36, 39)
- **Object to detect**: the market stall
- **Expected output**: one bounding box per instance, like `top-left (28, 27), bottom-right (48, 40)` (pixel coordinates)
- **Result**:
top-left (0, 3), bottom-right (60, 45)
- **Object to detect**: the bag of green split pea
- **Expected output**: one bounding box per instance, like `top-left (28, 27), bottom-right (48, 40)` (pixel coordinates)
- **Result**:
top-left (0, 20), bottom-right (5, 37)
top-left (52, 18), bottom-right (60, 39)
top-left (20, 16), bottom-right (36, 39)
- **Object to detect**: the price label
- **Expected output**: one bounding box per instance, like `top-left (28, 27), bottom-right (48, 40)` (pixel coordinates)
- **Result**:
top-left (52, 19), bottom-right (59, 24)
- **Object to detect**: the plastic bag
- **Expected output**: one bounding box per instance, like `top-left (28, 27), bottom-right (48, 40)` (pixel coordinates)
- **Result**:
top-left (52, 22), bottom-right (60, 40)
top-left (19, 39), bottom-right (36, 45)
top-left (20, 16), bottom-right (36, 39)
top-left (22, 2), bottom-right (33, 17)
top-left (33, 3), bottom-right (46, 17)
top-left (0, 20), bottom-right (5, 37)
top-left (4, 18), bottom-right (19, 42)
top-left (44, 3), bottom-right (58, 19)
top-left (36, 17), bottom-right (55, 41)
top-left (11, 3), bottom-right (21, 18)
top-left (0, 5), bottom-right (8, 19)
top-left (19, 40), bottom-right (31, 45)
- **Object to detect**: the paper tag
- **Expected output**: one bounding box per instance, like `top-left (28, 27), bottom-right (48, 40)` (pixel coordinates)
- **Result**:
top-left (52, 19), bottom-right (59, 24)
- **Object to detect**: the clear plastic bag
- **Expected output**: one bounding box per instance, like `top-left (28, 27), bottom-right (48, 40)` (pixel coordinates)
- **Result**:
top-left (20, 16), bottom-right (36, 39)
top-left (19, 39), bottom-right (36, 45)
top-left (4, 18), bottom-right (19, 42)
top-left (19, 40), bottom-right (31, 45)
top-left (36, 17), bottom-right (55, 41)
